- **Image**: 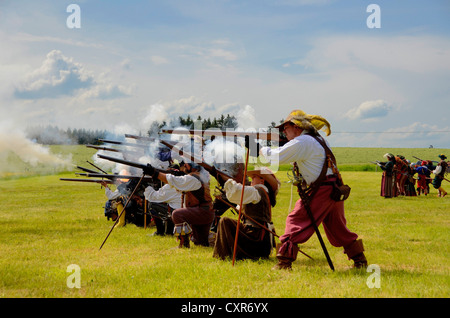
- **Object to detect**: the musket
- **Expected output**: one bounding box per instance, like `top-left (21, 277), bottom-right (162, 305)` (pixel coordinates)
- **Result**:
top-left (60, 178), bottom-right (114, 184)
top-left (370, 161), bottom-right (386, 167)
top-left (76, 165), bottom-right (100, 174)
top-left (75, 172), bottom-right (155, 180)
top-left (87, 144), bottom-right (121, 153)
top-left (75, 172), bottom-right (154, 181)
top-left (87, 145), bottom-right (144, 158)
top-left (98, 139), bottom-right (149, 148)
top-left (160, 129), bottom-right (283, 141)
top-left (125, 134), bottom-right (158, 142)
top-left (159, 140), bottom-right (234, 181)
top-left (96, 154), bottom-right (184, 176)
top-left (413, 156), bottom-right (438, 164)
top-left (97, 154), bottom-right (152, 171)
top-left (124, 134), bottom-right (180, 149)
top-left (87, 160), bottom-right (107, 174)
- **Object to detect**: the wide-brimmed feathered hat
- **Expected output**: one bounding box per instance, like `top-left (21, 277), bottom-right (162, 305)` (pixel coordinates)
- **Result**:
top-left (247, 167), bottom-right (281, 195)
top-left (275, 109), bottom-right (331, 136)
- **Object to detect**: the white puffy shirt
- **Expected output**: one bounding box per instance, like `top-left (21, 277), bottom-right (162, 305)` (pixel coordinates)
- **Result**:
top-left (223, 179), bottom-right (268, 205)
top-left (165, 174), bottom-right (202, 192)
top-left (260, 131), bottom-right (332, 185)
top-left (144, 184), bottom-right (183, 210)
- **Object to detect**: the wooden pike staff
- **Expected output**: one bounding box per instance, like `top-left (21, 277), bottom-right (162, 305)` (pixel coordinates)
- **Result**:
top-left (231, 143), bottom-right (250, 266)
top-left (99, 174), bottom-right (146, 250)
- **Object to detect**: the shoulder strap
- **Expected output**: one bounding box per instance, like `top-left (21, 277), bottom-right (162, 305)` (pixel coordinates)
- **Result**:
top-left (309, 134), bottom-right (344, 186)
top-left (302, 134), bottom-right (339, 198)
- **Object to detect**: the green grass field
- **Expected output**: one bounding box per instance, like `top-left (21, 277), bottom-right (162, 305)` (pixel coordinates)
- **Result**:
top-left (0, 146), bottom-right (449, 298)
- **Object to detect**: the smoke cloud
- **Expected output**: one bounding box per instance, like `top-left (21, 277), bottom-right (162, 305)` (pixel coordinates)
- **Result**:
top-left (0, 120), bottom-right (73, 176)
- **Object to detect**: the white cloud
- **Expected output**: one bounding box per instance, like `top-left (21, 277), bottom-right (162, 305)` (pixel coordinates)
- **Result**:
top-left (345, 100), bottom-right (391, 121)
top-left (14, 50), bottom-right (94, 99)
top-left (77, 83), bottom-right (132, 100)
top-left (14, 50), bottom-right (131, 100)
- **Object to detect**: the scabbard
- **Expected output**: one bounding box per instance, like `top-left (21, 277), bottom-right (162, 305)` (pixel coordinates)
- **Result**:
top-left (297, 186), bottom-right (335, 271)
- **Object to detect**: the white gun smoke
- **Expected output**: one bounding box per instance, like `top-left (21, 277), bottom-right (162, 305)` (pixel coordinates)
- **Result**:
top-left (0, 120), bottom-right (73, 176)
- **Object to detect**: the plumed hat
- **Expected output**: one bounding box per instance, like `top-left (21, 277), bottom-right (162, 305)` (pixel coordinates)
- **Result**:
top-left (275, 109), bottom-right (331, 136)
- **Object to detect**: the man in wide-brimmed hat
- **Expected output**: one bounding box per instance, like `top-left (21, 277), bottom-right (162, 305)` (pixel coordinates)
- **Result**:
top-left (213, 167), bottom-right (280, 261)
top-left (259, 109), bottom-right (367, 270)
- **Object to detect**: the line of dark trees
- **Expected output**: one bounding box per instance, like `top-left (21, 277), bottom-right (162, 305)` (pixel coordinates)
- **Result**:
top-left (26, 125), bottom-right (108, 145)
top-left (148, 114), bottom-right (239, 135)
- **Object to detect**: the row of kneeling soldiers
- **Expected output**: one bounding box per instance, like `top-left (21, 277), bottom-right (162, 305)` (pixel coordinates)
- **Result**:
top-left (98, 109), bottom-right (369, 271)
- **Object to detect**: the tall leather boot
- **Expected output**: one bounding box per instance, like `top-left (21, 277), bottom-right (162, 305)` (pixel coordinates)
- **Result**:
top-left (152, 218), bottom-right (165, 236)
top-left (272, 243), bottom-right (299, 270)
top-left (344, 239), bottom-right (368, 269)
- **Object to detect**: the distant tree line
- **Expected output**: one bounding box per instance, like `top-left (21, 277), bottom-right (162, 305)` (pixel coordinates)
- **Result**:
top-left (147, 114), bottom-right (239, 136)
top-left (26, 125), bottom-right (108, 145)
top-left (26, 114), bottom-right (241, 145)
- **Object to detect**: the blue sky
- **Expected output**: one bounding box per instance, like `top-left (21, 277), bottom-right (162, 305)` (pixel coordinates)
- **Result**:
top-left (1, 0), bottom-right (450, 147)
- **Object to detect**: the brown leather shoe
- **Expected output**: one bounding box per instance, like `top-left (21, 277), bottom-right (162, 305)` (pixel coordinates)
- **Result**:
top-left (272, 257), bottom-right (293, 270)
top-left (352, 253), bottom-right (368, 269)
top-left (272, 243), bottom-right (298, 270)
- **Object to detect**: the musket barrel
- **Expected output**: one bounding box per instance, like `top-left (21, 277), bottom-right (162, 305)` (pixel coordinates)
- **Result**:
top-left (76, 172), bottom-right (153, 181)
top-left (76, 165), bottom-right (100, 174)
top-left (97, 154), bottom-right (148, 170)
top-left (159, 129), bottom-right (281, 141)
top-left (87, 145), bottom-right (121, 152)
top-left (60, 178), bottom-right (114, 184)
top-left (98, 139), bottom-right (149, 149)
